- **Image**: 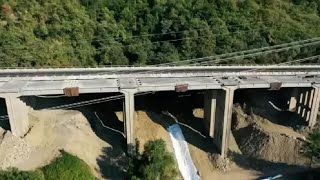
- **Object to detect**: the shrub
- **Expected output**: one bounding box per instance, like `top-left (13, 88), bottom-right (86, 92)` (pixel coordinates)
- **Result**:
top-left (304, 129), bottom-right (320, 163)
top-left (128, 139), bottom-right (179, 180)
top-left (0, 167), bottom-right (45, 180)
top-left (41, 151), bottom-right (95, 180)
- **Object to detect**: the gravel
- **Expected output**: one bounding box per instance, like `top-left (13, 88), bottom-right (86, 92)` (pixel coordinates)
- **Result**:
top-left (0, 131), bottom-right (32, 169)
top-left (209, 154), bottom-right (232, 172)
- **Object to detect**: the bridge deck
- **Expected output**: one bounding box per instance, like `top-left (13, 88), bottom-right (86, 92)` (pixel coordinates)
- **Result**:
top-left (0, 75), bottom-right (318, 95)
top-left (0, 65), bottom-right (319, 80)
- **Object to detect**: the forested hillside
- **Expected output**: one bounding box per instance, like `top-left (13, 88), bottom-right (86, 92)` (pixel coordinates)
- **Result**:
top-left (0, 0), bottom-right (319, 67)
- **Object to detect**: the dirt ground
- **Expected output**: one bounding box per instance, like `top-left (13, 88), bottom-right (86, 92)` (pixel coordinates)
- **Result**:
top-left (188, 142), bottom-right (259, 180)
top-left (0, 109), bottom-right (125, 179)
top-left (232, 105), bottom-right (310, 167)
top-left (134, 111), bottom-right (174, 153)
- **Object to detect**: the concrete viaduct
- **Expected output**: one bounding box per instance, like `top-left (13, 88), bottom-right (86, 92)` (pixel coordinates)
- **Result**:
top-left (1, 65), bottom-right (320, 157)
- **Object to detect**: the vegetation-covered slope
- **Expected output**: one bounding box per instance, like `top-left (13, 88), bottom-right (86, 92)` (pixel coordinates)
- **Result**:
top-left (0, 0), bottom-right (319, 67)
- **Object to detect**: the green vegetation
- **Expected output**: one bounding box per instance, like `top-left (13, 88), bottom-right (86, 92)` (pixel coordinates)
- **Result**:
top-left (304, 129), bottom-right (320, 163)
top-left (0, 168), bottom-right (45, 180)
top-left (41, 151), bottom-right (95, 180)
top-left (0, 0), bottom-right (320, 67)
top-left (0, 141), bottom-right (177, 180)
top-left (128, 139), bottom-right (179, 180)
top-left (0, 151), bottom-right (95, 180)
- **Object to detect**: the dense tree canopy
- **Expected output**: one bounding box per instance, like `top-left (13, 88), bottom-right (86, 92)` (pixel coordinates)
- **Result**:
top-left (0, 0), bottom-right (319, 67)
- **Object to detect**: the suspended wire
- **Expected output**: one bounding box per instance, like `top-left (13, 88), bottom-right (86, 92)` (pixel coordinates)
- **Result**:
top-left (129, 39), bottom-right (320, 75)
top-left (88, 37), bottom-right (320, 76)
top-left (0, 26), bottom-right (271, 52)
top-left (0, 14), bottom-right (315, 69)
top-left (242, 55), bottom-right (320, 73)
top-left (153, 37), bottom-right (320, 66)
top-left (0, 22), bottom-right (270, 50)
top-left (30, 36), bottom-right (316, 73)
top-left (196, 41), bottom-right (320, 65)
top-left (100, 27), bottom-right (267, 47)
top-left (0, 93), bottom-right (137, 120)
top-left (0, 37), bottom-right (318, 81)
top-left (0, 92), bottom-right (153, 120)
top-left (46, 92), bottom-right (152, 110)
top-left (35, 95), bottom-right (67, 98)
top-left (0, 27), bottom-right (270, 69)
top-left (46, 94), bottom-right (124, 110)
top-left (103, 21), bottom-right (270, 41)
top-left (1, 29), bottom-right (316, 70)
top-left (84, 0), bottom-right (278, 41)
top-left (0, 37), bottom-right (318, 79)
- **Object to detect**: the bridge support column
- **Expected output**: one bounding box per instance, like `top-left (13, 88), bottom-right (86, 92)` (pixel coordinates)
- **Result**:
top-left (3, 94), bottom-right (29, 137)
top-left (122, 90), bottom-right (137, 156)
top-left (289, 88), bottom-right (299, 112)
top-left (213, 86), bottom-right (236, 158)
top-left (309, 85), bottom-right (320, 127)
top-left (288, 86), bottom-right (320, 127)
top-left (204, 90), bottom-right (217, 138)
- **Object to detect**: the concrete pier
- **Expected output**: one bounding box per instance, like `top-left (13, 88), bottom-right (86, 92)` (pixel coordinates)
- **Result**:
top-left (309, 85), bottom-right (320, 126)
top-left (204, 90), bottom-right (217, 138)
top-left (3, 94), bottom-right (29, 137)
top-left (121, 90), bottom-right (136, 155)
top-left (288, 86), bottom-right (320, 126)
top-left (203, 87), bottom-right (236, 157)
top-left (289, 88), bottom-right (299, 112)
top-left (213, 86), bottom-right (236, 157)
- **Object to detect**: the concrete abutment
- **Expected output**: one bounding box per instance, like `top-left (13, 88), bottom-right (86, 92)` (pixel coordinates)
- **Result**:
top-left (1, 94), bottom-right (29, 137)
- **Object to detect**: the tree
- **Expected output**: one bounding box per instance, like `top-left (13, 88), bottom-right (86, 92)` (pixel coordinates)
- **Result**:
top-left (304, 129), bottom-right (320, 164)
top-left (1, 0), bottom-right (320, 67)
top-left (0, 0), bottom-right (96, 67)
top-left (128, 139), bottom-right (179, 180)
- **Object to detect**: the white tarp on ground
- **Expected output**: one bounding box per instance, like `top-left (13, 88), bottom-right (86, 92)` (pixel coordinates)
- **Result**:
top-left (168, 124), bottom-right (201, 180)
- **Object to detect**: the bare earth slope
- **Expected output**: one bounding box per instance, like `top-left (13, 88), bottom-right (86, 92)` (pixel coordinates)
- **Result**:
top-left (0, 110), bottom-right (115, 179)
top-left (232, 105), bottom-right (310, 167)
